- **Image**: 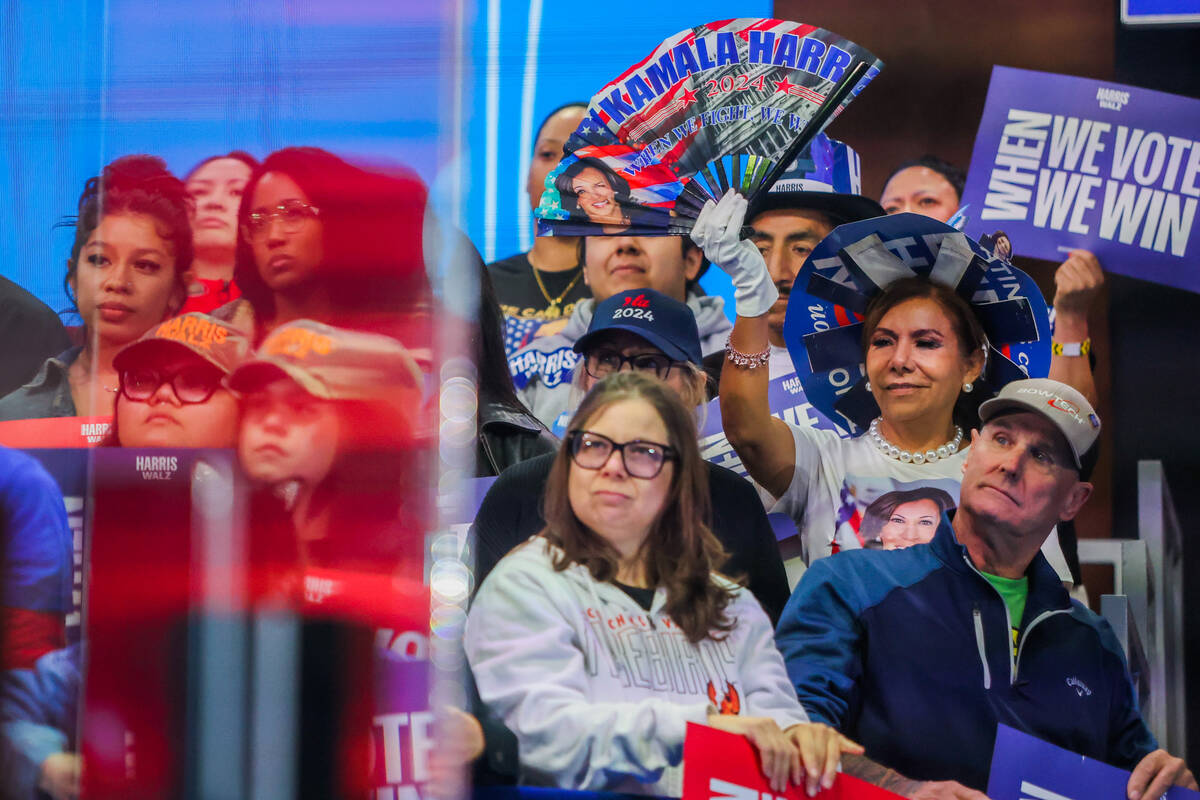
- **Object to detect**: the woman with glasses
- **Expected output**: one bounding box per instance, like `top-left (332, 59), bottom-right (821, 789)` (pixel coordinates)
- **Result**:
top-left (466, 372), bottom-right (861, 797)
top-left (107, 312), bottom-right (249, 447)
top-left (473, 287), bottom-right (788, 623)
top-left (0, 155), bottom-right (191, 422)
top-left (218, 147), bottom-right (431, 351)
top-left (466, 289), bottom-right (788, 790)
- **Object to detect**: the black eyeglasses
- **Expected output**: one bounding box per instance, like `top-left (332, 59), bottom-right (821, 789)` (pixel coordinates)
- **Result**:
top-left (584, 349), bottom-right (679, 381)
top-left (241, 199), bottom-right (321, 240)
top-left (120, 367), bottom-right (223, 404)
top-left (567, 430), bottom-right (677, 479)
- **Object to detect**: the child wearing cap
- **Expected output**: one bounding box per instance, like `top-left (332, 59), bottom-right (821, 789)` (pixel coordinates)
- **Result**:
top-left (109, 312), bottom-right (251, 448)
top-left (229, 319), bottom-right (428, 587)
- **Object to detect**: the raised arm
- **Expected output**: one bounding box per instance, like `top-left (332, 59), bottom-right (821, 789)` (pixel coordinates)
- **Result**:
top-left (691, 191), bottom-right (797, 498)
top-left (1046, 249), bottom-right (1102, 406)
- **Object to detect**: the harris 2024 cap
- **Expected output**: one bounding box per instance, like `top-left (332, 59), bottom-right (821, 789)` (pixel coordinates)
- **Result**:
top-left (573, 289), bottom-right (702, 366)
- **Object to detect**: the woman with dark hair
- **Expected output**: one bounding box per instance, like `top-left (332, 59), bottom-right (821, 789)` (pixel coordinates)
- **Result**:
top-left (555, 156), bottom-right (632, 231)
top-left (878, 155), bottom-right (965, 222)
top-left (0, 155), bottom-right (191, 421)
top-left (697, 192), bottom-right (1086, 578)
top-left (488, 102), bottom-right (592, 326)
top-left (860, 486), bottom-right (955, 550)
top-left (220, 147), bottom-right (431, 352)
top-left (181, 151), bottom-right (258, 314)
top-left (466, 372), bottom-right (860, 797)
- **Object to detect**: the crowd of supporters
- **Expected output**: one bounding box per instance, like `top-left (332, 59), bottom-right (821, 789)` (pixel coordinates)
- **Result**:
top-left (0, 84), bottom-right (1192, 800)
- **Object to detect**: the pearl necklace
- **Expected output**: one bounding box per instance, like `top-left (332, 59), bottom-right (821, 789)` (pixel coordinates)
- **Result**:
top-left (869, 417), bottom-right (963, 465)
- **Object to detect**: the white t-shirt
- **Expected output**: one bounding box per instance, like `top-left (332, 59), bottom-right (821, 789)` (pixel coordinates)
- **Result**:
top-left (768, 344), bottom-right (793, 380)
top-left (770, 421), bottom-right (1071, 586)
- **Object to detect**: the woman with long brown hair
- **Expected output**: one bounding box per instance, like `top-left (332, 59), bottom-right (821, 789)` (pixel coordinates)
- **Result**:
top-left (465, 372), bottom-right (859, 797)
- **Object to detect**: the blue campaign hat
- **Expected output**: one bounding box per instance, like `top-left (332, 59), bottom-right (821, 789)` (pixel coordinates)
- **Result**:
top-left (574, 289), bottom-right (702, 366)
top-left (749, 133), bottom-right (884, 224)
top-left (781, 212), bottom-right (1052, 436)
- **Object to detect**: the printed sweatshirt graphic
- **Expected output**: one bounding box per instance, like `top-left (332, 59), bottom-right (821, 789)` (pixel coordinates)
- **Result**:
top-left (465, 538), bottom-right (806, 797)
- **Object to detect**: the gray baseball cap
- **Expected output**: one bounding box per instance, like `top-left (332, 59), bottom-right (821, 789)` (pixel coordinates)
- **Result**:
top-left (978, 378), bottom-right (1101, 469)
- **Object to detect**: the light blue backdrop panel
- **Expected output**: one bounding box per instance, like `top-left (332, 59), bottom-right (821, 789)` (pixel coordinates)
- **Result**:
top-left (0, 1), bottom-right (455, 319)
top-left (0, 1), bottom-right (769, 321)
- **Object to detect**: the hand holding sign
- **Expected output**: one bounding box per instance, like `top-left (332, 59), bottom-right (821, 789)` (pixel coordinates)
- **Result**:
top-left (1128, 749), bottom-right (1198, 800)
top-left (786, 722), bottom-right (865, 796)
top-left (986, 725), bottom-right (1199, 800)
top-left (961, 67), bottom-right (1200, 294)
top-left (683, 722), bottom-right (899, 800)
top-left (707, 714), bottom-right (802, 793)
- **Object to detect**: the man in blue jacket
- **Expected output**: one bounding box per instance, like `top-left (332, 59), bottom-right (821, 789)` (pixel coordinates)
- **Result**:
top-left (776, 378), bottom-right (1195, 800)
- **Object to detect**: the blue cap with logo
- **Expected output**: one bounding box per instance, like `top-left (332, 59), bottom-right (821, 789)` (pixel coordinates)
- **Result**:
top-left (749, 132), bottom-right (884, 224)
top-left (573, 289), bottom-right (702, 366)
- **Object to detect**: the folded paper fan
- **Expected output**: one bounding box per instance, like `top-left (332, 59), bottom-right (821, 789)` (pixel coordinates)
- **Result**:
top-left (782, 213), bottom-right (1052, 436)
top-left (536, 18), bottom-right (882, 237)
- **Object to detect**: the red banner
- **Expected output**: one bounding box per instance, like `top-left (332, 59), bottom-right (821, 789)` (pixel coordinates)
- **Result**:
top-left (0, 415), bottom-right (111, 447)
top-left (682, 723), bottom-right (903, 800)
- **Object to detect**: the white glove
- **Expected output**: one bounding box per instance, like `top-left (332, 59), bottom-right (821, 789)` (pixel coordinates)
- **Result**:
top-left (690, 189), bottom-right (778, 318)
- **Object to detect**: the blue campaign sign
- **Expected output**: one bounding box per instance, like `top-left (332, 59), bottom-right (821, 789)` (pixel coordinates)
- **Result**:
top-left (961, 66), bottom-right (1200, 295)
top-left (987, 725), bottom-right (1200, 800)
top-left (698, 369), bottom-right (848, 479)
top-left (1122, 0), bottom-right (1200, 25)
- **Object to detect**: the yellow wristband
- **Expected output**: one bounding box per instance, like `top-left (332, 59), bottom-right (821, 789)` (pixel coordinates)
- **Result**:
top-left (1052, 339), bottom-right (1091, 357)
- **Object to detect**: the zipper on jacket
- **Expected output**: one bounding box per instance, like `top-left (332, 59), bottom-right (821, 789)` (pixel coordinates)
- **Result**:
top-left (963, 553), bottom-right (1015, 684)
top-left (972, 606), bottom-right (991, 690)
top-left (1014, 609), bottom-right (1070, 682)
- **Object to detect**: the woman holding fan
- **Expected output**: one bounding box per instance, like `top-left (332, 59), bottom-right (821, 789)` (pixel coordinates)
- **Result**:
top-left (695, 191), bottom-right (1094, 575)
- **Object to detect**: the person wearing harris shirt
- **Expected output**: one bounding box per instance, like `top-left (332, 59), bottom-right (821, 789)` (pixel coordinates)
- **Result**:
top-left (487, 103), bottom-right (592, 328)
top-left (776, 379), bottom-right (1196, 800)
top-left (474, 287), bottom-right (789, 623)
top-left (744, 134), bottom-right (884, 379)
top-left (509, 234), bottom-right (729, 433)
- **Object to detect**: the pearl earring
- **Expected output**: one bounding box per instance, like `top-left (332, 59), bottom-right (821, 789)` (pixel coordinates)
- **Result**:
top-left (963, 382), bottom-right (974, 393)
top-left (864, 380), bottom-right (872, 392)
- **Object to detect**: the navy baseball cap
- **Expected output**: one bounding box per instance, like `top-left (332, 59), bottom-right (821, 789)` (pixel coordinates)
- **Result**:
top-left (573, 289), bottom-right (702, 366)
top-left (749, 132), bottom-right (884, 224)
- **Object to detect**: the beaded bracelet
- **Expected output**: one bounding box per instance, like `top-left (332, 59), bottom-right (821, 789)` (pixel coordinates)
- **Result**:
top-left (725, 335), bottom-right (771, 370)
